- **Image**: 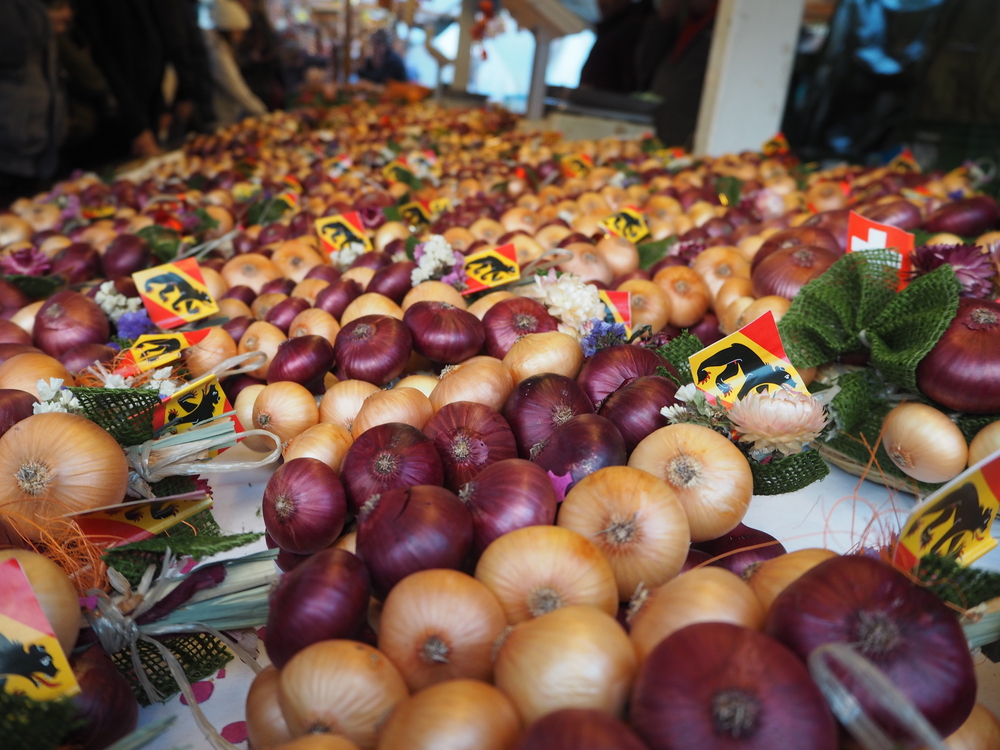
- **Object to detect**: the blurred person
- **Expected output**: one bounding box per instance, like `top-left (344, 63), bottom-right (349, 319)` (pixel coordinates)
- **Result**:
top-left (358, 29), bottom-right (408, 84)
top-left (0, 0), bottom-right (65, 203)
top-left (203, 0), bottom-right (268, 127)
top-left (73, 0), bottom-right (165, 158)
top-left (580, 0), bottom-right (655, 93)
top-left (236, 0), bottom-right (286, 111)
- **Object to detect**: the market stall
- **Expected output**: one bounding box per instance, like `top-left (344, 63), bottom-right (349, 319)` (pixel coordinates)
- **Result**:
top-left (2, 95), bottom-right (1000, 750)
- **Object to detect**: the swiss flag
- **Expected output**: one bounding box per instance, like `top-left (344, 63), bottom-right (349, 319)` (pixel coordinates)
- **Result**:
top-left (846, 211), bottom-right (914, 290)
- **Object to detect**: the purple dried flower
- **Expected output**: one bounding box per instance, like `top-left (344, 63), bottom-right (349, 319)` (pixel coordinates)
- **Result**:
top-left (115, 310), bottom-right (157, 341)
top-left (910, 243), bottom-right (997, 298)
top-left (0, 247), bottom-right (51, 276)
top-left (357, 205), bottom-right (386, 230)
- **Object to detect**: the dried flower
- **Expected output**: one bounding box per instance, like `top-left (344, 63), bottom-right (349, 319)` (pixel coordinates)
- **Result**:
top-left (411, 234), bottom-right (460, 286)
top-left (115, 309), bottom-right (156, 340)
top-left (728, 389), bottom-right (828, 456)
top-left (520, 270), bottom-right (606, 339)
top-left (581, 320), bottom-right (627, 356)
top-left (910, 244), bottom-right (996, 298)
top-left (335, 242), bottom-right (369, 271)
top-left (33, 378), bottom-right (81, 414)
top-left (0, 247), bottom-right (50, 276)
top-left (96, 281), bottom-right (143, 324)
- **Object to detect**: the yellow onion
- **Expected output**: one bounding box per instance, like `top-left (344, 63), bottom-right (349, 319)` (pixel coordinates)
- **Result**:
top-left (466, 291), bottom-right (516, 320)
top-left (378, 569), bottom-right (507, 690)
top-left (283, 423), bottom-right (353, 471)
top-left (289, 308), bottom-right (341, 346)
top-left (252, 381), bottom-right (319, 448)
top-left (277, 640), bottom-right (408, 750)
top-left (881, 403), bottom-right (968, 484)
top-left (320, 380), bottom-right (380, 432)
top-left (502, 332), bottom-right (584, 384)
top-left (616, 279), bottom-right (671, 333)
top-left (937, 703), bottom-right (1000, 750)
top-left (239, 321), bottom-right (286, 379)
top-left (352, 387), bottom-right (433, 436)
top-left (291, 278), bottom-right (330, 305)
top-left (475, 525), bottom-right (618, 624)
top-left (222, 253), bottom-right (283, 293)
top-left (692, 246), bottom-right (750, 299)
top-left (376, 679), bottom-right (521, 750)
top-left (11, 301), bottom-right (45, 336)
top-left (0, 413), bottom-right (129, 540)
top-left (341, 266), bottom-right (375, 291)
top-left (218, 297), bottom-right (252, 320)
top-left (558, 467), bottom-right (690, 600)
top-left (744, 547), bottom-right (838, 611)
top-left (340, 293), bottom-right (404, 325)
top-left (402, 282), bottom-right (467, 311)
top-left (252, 293), bottom-right (288, 321)
top-left (494, 605), bottom-right (637, 722)
top-left (969, 421), bottom-right (1000, 466)
top-left (628, 567), bottom-right (765, 661)
top-left (430, 357), bottom-right (513, 413)
top-left (0, 549), bottom-right (81, 655)
top-left (234, 384), bottom-right (266, 450)
top-left (0, 352), bottom-right (75, 397)
top-left (272, 240), bottom-right (325, 283)
top-left (651, 266), bottom-right (711, 328)
top-left (200, 267), bottom-right (229, 301)
top-left (394, 375), bottom-right (437, 398)
top-left (184, 327), bottom-right (237, 379)
top-left (629, 424), bottom-right (753, 542)
top-left (246, 666), bottom-right (294, 750)
top-left (713, 276), bottom-right (754, 315)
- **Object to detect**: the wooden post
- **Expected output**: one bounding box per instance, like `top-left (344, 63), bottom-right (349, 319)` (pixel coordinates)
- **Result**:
top-left (693, 0), bottom-right (807, 155)
top-left (453, 0), bottom-right (476, 91)
top-left (344, 0), bottom-right (353, 80)
top-left (526, 27), bottom-right (553, 121)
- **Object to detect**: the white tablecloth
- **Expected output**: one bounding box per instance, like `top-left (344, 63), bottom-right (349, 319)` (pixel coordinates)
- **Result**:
top-left (135, 447), bottom-right (1000, 749)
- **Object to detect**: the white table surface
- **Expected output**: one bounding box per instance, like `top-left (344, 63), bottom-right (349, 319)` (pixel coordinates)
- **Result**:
top-left (135, 445), bottom-right (1000, 749)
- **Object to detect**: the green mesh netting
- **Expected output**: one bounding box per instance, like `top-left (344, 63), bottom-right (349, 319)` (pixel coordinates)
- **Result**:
top-left (915, 554), bottom-right (1000, 609)
top-left (653, 330), bottom-right (703, 386)
top-left (777, 255), bottom-right (961, 394)
top-left (748, 448), bottom-right (830, 495)
top-left (829, 369), bottom-right (886, 435)
top-left (111, 632), bottom-right (234, 706)
top-left (69, 386), bottom-right (161, 446)
top-left (0, 693), bottom-right (79, 750)
top-left (103, 507), bottom-right (261, 587)
top-left (865, 266), bottom-right (962, 393)
top-left (957, 414), bottom-right (1000, 444)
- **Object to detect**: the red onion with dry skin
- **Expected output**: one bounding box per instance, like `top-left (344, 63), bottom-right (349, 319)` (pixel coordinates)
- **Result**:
top-left (923, 196), bottom-right (1000, 236)
top-left (368, 261), bottom-right (418, 303)
top-left (692, 523), bottom-right (787, 578)
top-left (333, 314), bottom-right (412, 386)
top-left (503, 372), bottom-right (595, 458)
top-left (751, 244), bottom-right (839, 300)
top-left (64, 646), bottom-right (139, 750)
top-left (0, 389), bottom-right (38, 439)
top-left (514, 709), bottom-right (649, 750)
top-left (266, 335), bottom-right (334, 392)
top-left (598, 375), bottom-right (678, 453)
top-left (262, 457), bottom-right (346, 554)
top-left (577, 344), bottom-right (669, 408)
top-left (404, 301), bottom-right (486, 364)
top-left (32, 290), bottom-right (110, 358)
top-left (423, 401), bottom-right (518, 491)
top-left (315, 277), bottom-right (363, 319)
top-left (532, 413), bottom-right (627, 489)
top-left (482, 297), bottom-right (559, 359)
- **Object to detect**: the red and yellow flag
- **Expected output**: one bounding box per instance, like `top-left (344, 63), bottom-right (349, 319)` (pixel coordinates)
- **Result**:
top-left (689, 311), bottom-right (811, 409)
top-left (71, 493), bottom-right (213, 548)
top-left (114, 329), bottom-right (212, 377)
top-left (133, 258), bottom-right (219, 330)
top-left (599, 290), bottom-right (632, 335)
top-left (153, 374), bottom-right (241, 441)
top-left (462, 243), bottom-right (520, 296)
top-left (601, 206), bottom-right (650, 244)
top-left (561, 154), bottom-right (593, 179)
top-left (315, 211), bottom-right (372, 258)
top-left (0, 559), bottom-right (79, 700)
top-left (762, 132), bottom-right (790, 156)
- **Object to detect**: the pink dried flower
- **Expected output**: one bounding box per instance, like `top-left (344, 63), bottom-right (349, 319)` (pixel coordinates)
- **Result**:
top-left (910, 244), bottom-right (996, 298)
top-left (0, 246), bottom-right (51, 276)
top-left (728, 389), bottom-right (828, 456)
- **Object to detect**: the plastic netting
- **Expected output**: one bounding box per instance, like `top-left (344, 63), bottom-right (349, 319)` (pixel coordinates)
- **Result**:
top-left (111, 632), bottom-right (234, 706)
top-left (652, 330), bottom-right (703, 386)
top-left (829, 369), bottom-right (886, 435)
top-left (915, 554), bottom-right (1000, 610)
top-left (957, 414), bottom-right (1000, 444)
top-left (748, 448), bottom-right (830, 495)
top-left (0, 693), bottom-right (79, 750)
top-left (68, 386), bottom-right (161, 446)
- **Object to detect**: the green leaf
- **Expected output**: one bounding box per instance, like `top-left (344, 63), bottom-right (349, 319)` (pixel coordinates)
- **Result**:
top-left (245, 196), bottom-right (291, 227)
top-left (386, 139), bottom-right (403, 154)
top-left (394, 192), bottom-right (412, 207)
top-left (638, 236), bottom-right (677, 270)
top-left (405, 235), bottom-right (420, 260)
top-left (136, 225), bottom-right (181, 263)
top-left (641, 136), bottom-right (665, 154)
top-left (192, 207), bottom-right (219, 236)
top-left (3, 274), bottom-right (62, 299)
top-left (715, 175), bottom-right (743, 208)
top-left (382, 206), bottom-right (402, 223)
top-left (186, 173), bottom-right (207, 191)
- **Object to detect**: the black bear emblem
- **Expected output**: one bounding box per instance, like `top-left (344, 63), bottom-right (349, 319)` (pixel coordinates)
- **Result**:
top-left (466, 254), bottom-right (517, 283)
top-left (0, 633), bottom-right (59, 691)
top-left (918, 482), bottom-right (994, 559)
top-left (167, 384), bottom-right (222, 427)
top-left (143, 272), bottom-right (213, 316)
top-left (696, 342), bottom-right (794, 399)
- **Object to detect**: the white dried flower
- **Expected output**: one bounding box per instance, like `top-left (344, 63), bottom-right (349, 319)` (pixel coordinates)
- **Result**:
top-left (521, 271), bottom-right (606, 339)
top-left (103, 374), bottom-right (130, 389)
top-left (37, 378), bottom-right (65, 401)
top-left (335, 242), bottom-right (368, 271)
top-left (729, 389), bottom-right (829, 456)
top-left (660, 404), bottom-right (691, 423)
top-left (34, 378), bottom-right (80, 414)
top-left (674, 383), bottom-right (699, 403)
top-left (148, 366), bottom-right (179, 398)
top-left (94, 280), bottom-right (131, 322)
top-left (411, 235), bottom-right (458, 286)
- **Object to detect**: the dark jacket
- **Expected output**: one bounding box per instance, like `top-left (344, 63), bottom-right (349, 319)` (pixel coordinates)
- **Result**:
top-left (148, 0), bottom-right (214, 115)
top-left (358, 49), bottom-right (408, 84)
top-left (73, 0), bottom-right (165, 143)
top-left (0, 0), bottom-right (65, 179)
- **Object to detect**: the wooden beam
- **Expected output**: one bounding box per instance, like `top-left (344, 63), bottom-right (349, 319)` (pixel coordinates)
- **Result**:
top-left (693, 0), bottom-right (806, 155)
top-left (526, 27), bottom-right (554, 121)
top-left (453, 0), bottom-right (476, 91)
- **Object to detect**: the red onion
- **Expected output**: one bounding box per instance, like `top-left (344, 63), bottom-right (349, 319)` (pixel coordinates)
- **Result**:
top-left (264, 548), bottom-right (370, 668)
top-left (101, 234), bottom-right (151, 278)
top-left (267, 335), bottom-right (334, 392)
top-left (350, 250), bottom-right (392, 271)
top-left (64, 646), bottom-right (139, 750)
top-left (0, 343), bottom-right (41, 365)
top-left (315, 277), bottom-right (363, 320)
top-left (577, 345), bottom-right (668, 408)
top-left (288, 210), bottom-right (316, 238)
top-left (403, 302), bottom-right (485, 364)
top-left (0, 388), bottom-right (38, 439)
top-left (598, 375), bottom-right (678, 453)
top-left (341, 422), bottom-right (444, 513)
top-left (916, 298), bottom-right (1000, 413)
top-left (690, 311), bottom-right (724, 346)
top-left (423, 401), bottom-right (518, 491)
top-left (260, 277), bottom-right (296, 296)
top-left (368, 261), bottom-right (418, 303)
top-left (503, 373), bottom-right (595, 457)
top-left (514, 708), bottom-right (649, 750)
top-left (59, 343), bottom-right (117, 374)
top-left (923, 196), bottom-right (1000, 236)
top-left (232, 232), bottom-right (258, 254)
top-left (802, 209), bottom-right (850, 251)
top-left (223, 373), bottom-right (264, 403)
top-left (222, 315), bottom-right (253, 344)
top-left (257, 223), bottom-right (289, 246)
top-left (532, 413), bottom-right (627, 489)
top-left (631, 622), bottom-right (837, 750)
top-left (305, 264), bottom-right (342, 284)
top-left (263, 457), bottom-right (346, 554)
top-left (557, 232), bottom-right (594, 248)
top-left (0, 279), bottom-right (30, 314)
top-left (681, 548), bottom-right (713, 572)
top-left (265, 296), bottom-right (310, 333)
top-left (458, 457), bottom-right (558, 558)
top-left (222, 285), bottom-right (257, 306)
top-left (858, 200), bottom-right (922, 230)
top-left (766, 554), bottom-right (976, 741)
top-left (692, 523), bottom-right (786, 577)
top-left (482, 298), bottom-right (559, 359)
top-left (333, 315), bottom-right (412, 386)
top-left (0, 318), bottom-right (30, 345)
top-left (752, 244), bottom-right (839, 300)
top-left (752, 227), bottom-right (841, 273)
top-left (33, 290), bottom-right (110, 358)
top-left (356, 484), bottom-right (473, 599)
top-left (51, 242), bottom-right (102, 284)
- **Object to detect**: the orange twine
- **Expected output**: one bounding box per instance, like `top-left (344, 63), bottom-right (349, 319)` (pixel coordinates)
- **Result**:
top-left (1, 509), bottom-right (109, 594)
